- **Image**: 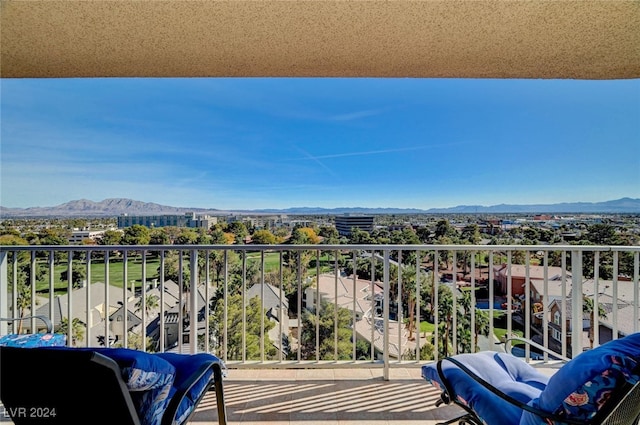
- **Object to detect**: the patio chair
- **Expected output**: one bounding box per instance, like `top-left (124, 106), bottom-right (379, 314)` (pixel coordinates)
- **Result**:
top-left (422, 332), bottom-right (640, 425)
top-left (0, 346), bottom-right (227, 425)
top-left (0, 315), bottom-right (66, 347)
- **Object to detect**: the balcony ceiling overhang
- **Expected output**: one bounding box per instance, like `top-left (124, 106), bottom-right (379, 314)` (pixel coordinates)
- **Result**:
top-left (1, 1), bottom-right (639, 80)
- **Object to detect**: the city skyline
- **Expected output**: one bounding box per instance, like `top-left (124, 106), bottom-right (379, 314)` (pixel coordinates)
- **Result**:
top-left (1, 78), bottom-right (639, 210)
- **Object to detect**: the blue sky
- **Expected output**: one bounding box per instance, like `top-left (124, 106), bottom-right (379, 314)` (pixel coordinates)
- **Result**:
top-left (1, 78), bottom-right (638, 210)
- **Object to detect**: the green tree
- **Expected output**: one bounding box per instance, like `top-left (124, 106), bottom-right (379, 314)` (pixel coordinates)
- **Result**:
top-left (396, 266), bottom-right (432, 342)
top-left (99, 229), bottom-right (123, 245)
top-left (210, 294), bottom-right (276, 360)
top-left (473, 308), bottom-right (491, 352)
top-left (60, 262), bottom-right (87, 289)
top-left (435, 219), bottom-right (458, 239)
top-left (149, 228), bottom-right (170, 245)
top-left (175, 228), bottom-right (198, 245)
top-left (38, 228), bottom-right (69, 245)
top-left (196, 229), bottom-right (211, 244)
top-left (436, 236), bottom-right (456, 270)
top-left (0, 234), bottom-right (29, 246)
top-left (227, 222), bottom-right (249, 244)
top-left (348, 228), bottom-right (374, 244)
top-left (586, 223), bottom-right (619, 245)
top-left (318, 226), bottom-right (340, 244)
top-left (56, 317), bottom-right (85, 346)
top-left (251, 229), bottom-right (278, 244)
top-left (299, 300), bottom-right (354, 360)
top-left (456, 290), bottom-right (489, 353)
top-left (436, 283), bottom-right (454, 357)
top-left (122, 224), bottom-right (151, 245)
top-left (403, 341), bottom-right (435, 361)
top-left (291, 227), bottom-right (320, 244)
top-left (160, 251), bottom-right (190, 284)
top-left (121, 331), bottom-right (154, 352)
top-left (37, 228), bottom-right (69, 261)
top-left (162, 226), bottom-right (183, 244)
top-left (15, 283), bottom-right (32, 334)
top-left (135, 293), bottom-right (160, 325)
top-left (583, 296), bottom-right (607, 349)
top-left (522, 227), bottom-right (540, 243)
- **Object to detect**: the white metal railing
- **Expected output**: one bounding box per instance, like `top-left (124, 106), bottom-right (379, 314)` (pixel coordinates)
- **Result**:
top-left (1, 244), bottom-right (639, 379)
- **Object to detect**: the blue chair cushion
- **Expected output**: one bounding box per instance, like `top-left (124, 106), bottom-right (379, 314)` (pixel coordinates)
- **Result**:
top-left (78, 348), bottom-right (176, 425)
top-left (0, 333), bottom-right (66, 347)
top-left (520, 333), bottom-right (640, 424)
top-left (157, 352), bottom-right (224, 424)
top-left (422, 351), bottom-right (549, 424)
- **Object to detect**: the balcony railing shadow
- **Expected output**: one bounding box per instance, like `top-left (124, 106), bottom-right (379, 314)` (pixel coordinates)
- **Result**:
top-left (190, 368), bottom-right (466, 424)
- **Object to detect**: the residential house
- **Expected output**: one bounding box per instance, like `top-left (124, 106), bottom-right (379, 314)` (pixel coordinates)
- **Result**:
top-left (494, 264), bottom-right (569, 297)
top-left (303, 273), bottom-right (410, 359)
top-left (546, 278), bottom-right (636, 356)
top-left (25, 282), bottom-right (134, 346)
top-left (246, 282), bottom-right (290, 355)
top-left (108, 279), bottom-right (181, 343)
top-left (144, 282), bottom-right (209, 351)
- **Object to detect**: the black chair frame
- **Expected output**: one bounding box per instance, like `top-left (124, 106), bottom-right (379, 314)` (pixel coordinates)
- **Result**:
top-left (0, 346), bottom-right (227, 425)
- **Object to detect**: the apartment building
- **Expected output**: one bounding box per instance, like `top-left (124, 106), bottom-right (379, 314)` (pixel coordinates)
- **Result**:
top-left (335, 214), bottom-right (374, 237)
top-left (117, 212), bottom-right (217, 229)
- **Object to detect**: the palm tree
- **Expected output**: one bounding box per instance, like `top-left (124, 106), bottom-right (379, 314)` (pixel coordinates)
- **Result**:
top-left (437, 284), bottom-right (454, 357)
top-left (583, 296), bottom-right (607, 349)
top-left (56, 317), bottom-right (85, 346)
top-left (399, 265), bottom-right (429, 341)
top-left (15, 282), bottom-right (32, 334)
top-left (135, 294), bottom-right (160, 325)
top-left (473, 309), bottom-right (491, 352)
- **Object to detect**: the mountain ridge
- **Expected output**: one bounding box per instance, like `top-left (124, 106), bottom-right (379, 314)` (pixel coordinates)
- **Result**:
top-left (1, 197), bottom-right (639, 217)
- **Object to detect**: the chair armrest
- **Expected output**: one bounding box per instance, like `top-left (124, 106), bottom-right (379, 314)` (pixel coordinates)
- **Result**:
top-left (0, 315), bottom-right (54, 333)
top-left (503, 336), bottom-right (570, 362)
top-left (161, 359), bottom-right (227, 425)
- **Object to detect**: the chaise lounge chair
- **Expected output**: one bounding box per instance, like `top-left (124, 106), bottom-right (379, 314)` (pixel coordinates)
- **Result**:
top-left (0, 345), bottom-right (227, 425)
top-left (422, 333), bottom-right (640, 425)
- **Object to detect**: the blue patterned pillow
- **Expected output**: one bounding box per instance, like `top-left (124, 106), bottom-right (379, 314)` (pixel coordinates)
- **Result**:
top-left (520, 333), bottom-right (640, 424)
top-left (93, 348), bottom-right (176, 425)
top-left (0, 333), bottom-right (67, 347)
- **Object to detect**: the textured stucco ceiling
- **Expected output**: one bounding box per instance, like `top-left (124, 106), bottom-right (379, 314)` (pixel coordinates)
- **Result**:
top-left (1, 0), bottom-right (639, 79)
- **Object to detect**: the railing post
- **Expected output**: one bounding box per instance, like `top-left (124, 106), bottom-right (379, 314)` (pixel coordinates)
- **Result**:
top-left (571, 250), bottom-right (583, 357)
top-left (190, 249), bottom-right (198, 354)
top-left (0, 250), bottom-right (8, 335)
top-left (383, 250), bottom-right (390, 380)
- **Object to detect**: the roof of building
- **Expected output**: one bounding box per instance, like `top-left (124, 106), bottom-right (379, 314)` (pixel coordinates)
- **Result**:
top-left (494, 264), bottom-right (569, 281)
top-left (29, 282), bottom-right (134, 329)
top-left (246, 282), bottom-right (289, 311)
top-left (549, 278), bottom-right (639, 337)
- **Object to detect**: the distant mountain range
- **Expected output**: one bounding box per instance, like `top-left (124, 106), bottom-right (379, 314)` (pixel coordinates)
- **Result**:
top-left (1, 197), bottom-right (639, 218)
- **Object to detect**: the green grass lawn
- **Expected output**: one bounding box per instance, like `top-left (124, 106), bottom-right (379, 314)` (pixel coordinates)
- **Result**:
top-left (493, 327), bottom-right (524, 342)
top-left (419, 321), bottom-right (435, 333)
top-left (244, 251), bottom-right (342, 275)
top-left (245, 251), bottom-right (283, 273)
top-left (36, 256), bottom-right (161, 294)
top-left (402, 320), bottom-right (436, 334)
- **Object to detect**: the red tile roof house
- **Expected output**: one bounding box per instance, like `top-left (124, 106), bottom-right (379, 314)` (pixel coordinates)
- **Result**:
top-left (494, 264), bottom-right (569, 298)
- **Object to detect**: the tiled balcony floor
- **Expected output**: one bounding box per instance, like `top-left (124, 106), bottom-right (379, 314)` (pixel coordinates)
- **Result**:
top-left (191, 367), bottom-right (467, 425)
top-left (1, 365), bottom-right (561, 424)
top-left (193, 365), bottom-right (562, 425)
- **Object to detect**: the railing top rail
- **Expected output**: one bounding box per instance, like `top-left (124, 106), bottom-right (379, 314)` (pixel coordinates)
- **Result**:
top-left (1, 244), bottom-right (639, 252)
